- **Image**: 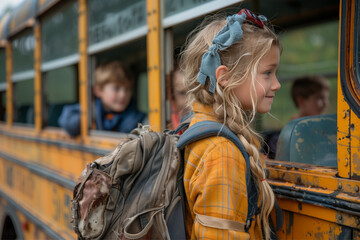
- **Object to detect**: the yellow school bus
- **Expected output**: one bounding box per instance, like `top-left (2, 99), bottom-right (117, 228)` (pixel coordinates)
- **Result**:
top-left (0, 0), bottom-right (358, 239)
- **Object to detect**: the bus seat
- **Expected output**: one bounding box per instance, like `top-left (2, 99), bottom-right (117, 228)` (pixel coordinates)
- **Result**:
top-left (276, 114), bottom-right (337, 167)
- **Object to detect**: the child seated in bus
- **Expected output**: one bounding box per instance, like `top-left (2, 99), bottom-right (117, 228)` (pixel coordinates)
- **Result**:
top-left (58, 61), bottom-right (145, 137)
top-left (262, 75), bottom-right (330, 159)
top-left (290, 75), bottom-right (330, 120)
top-left (170, 65), bottom-right (190, 129)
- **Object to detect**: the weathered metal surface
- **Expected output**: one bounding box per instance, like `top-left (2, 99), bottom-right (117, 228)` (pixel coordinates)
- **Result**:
top-left (276, 208), bottom-right (352, 239)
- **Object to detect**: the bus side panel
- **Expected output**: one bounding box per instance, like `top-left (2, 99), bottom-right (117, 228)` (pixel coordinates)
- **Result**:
top-left (0, 197), bottom-right (57, 240)
top-left (278, 210), bottom-right (351, 239)
top-left (0, 133), bottom-right (101, 181)
top-left (0, 156), bottom-right (76, 239)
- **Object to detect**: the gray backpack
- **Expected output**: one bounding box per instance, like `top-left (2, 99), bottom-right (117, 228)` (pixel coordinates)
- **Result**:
top-left (71, 121), bottom-right (259, 239)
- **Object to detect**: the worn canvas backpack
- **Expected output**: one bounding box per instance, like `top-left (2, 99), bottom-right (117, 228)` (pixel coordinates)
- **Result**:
top-left (71, 120), bottom-right (260, 240)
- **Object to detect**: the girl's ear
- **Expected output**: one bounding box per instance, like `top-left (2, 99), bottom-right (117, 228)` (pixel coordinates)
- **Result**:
top-left (216, 65), bottom-right (229, 87)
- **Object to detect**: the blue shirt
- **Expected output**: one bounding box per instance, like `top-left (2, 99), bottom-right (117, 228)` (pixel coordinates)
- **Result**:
top-left (58, 98), bottom-right (146, 137)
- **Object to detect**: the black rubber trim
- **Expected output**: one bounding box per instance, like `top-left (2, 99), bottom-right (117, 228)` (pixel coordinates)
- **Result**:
top-left (272, 185), bottom-right (360, 216)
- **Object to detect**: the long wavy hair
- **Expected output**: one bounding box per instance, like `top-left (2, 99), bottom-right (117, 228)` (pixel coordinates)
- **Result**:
top-left (180, 14), bottom-right (281, 239)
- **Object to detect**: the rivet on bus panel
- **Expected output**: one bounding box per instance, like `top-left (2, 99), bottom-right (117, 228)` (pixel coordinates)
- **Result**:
top-left (337, 214), bottom-right (343, 221)
top-left (355, 185), bottom-right (359, 192)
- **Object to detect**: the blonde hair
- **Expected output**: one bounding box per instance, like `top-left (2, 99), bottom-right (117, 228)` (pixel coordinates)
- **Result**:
top-left (95, 61), bottom-right (134, 88)
top-left (180, 15), bottom-right (281, 239)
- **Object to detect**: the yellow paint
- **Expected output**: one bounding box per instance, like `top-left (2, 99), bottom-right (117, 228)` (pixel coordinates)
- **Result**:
top-left (0, 133), bottom-right (102, 181)
top-left (78, 0), bottom-right (88, 139)
top-left (0, 158), bottom-right (76, 239)
top-left (34, 23), bottom-right (42, 132)
top-left (277, 210), bottom-right (344, 239)
top-left (146, 0), bottom-right (162, 131)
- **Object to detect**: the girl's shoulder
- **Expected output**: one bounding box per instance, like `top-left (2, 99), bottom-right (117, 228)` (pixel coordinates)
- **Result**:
top-left (186, 134), bottom-right (245, 161)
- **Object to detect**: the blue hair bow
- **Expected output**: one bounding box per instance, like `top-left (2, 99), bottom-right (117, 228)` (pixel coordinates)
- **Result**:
top-left (197, 13), bottom-right (246, 93)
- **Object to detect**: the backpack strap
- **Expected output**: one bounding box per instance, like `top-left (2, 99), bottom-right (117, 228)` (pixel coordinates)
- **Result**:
top-left (176, 120), bottom-right (258, 232)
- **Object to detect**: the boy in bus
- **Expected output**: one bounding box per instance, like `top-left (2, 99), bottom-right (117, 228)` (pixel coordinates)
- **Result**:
top-left (290, 75), bottom-right (330, 120)
top-left (58, 61), bottom-right (145, 137)
top-left (170, 64), bottom-right (190, 129)
top-left (263, 75), bottom-right (330, 159)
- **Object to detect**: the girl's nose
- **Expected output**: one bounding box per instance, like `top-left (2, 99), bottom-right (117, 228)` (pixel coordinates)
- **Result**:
top-left (272, 76), bottom-right (281, 91)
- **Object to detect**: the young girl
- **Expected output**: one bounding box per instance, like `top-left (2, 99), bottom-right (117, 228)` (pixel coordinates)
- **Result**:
top-left (180, 9), bottom-right (281, 239)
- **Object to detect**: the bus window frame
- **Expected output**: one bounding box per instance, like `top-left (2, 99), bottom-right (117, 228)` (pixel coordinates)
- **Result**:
top-left (35, 0), bottom-right (80, 138)
top-left (86, 41), bottom-right (149, 139)
top-left (340, 0), bottom-right (360, 118)
top-left (40, 0), bottom-right (79, 70)
top-left (10, 29), bottom-right (36, 128)
top-left (41, 64), bottom-right (79, 131)
top-left (11, 77), bottom-right (35, 127)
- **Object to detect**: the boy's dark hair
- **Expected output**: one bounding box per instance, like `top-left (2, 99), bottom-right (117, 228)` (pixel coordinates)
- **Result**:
top-left (291, 75), bottom-right (330, 108)
top-left (95, 61), bottom-right (134, 88)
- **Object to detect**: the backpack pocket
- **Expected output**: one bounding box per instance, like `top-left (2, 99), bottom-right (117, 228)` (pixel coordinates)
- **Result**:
top-left (72, 166), bottom-right (112, 239)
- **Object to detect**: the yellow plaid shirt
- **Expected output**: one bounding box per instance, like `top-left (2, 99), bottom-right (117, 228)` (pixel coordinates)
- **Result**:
top-left (184, 102), bottom-right (263, 239)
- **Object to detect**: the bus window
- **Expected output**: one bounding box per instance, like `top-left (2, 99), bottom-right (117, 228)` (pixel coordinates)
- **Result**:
top-left (90, 37), bottom-right (148, 135)
top-left (260, 20), bottom-right (339, 165)
top-left (43, 66), bottom-right (78, 127)
top-left (0, 91), bottom-right (6, 122)
top-left (40, 0), bottom-right (79, 129)
top-left (13, 79), bottom-right (34, 125)
top-left (88, 0), bottom-right (146, 48)
top-left (41, 1), bottom-right (78, 63)
top-left (0, 48), bottom-right (5, 122)
top-left (12, 30), bottom-right (35, 125)
top-left (88, 0), bottom-right (148, 135)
